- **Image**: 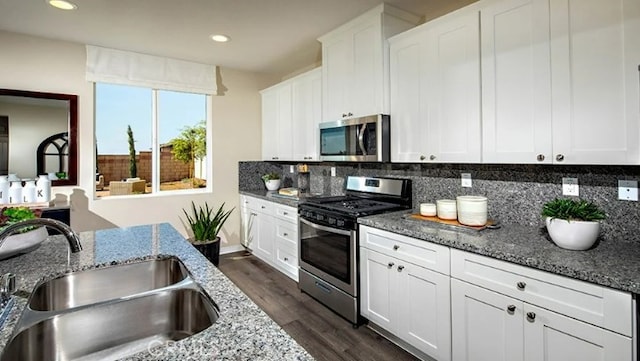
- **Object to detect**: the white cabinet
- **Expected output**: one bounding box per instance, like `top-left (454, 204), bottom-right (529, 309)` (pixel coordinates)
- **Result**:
top-left (481, 0), bottom-right (553, 164)
top-left (549, 0), bottom-right (640, 165)
top-left (482, 0), bottom-right (640, 164)
top-left (319, 4), bottom-right (419, 122)
top-left (389, 5), bottom-right (481, 163)
top-left (359, 226), bottom-right (451, 361)
top-left (451, 249), bottom-right (633, 361)
top-left (239, 195), bottom-right (299, 281)
top-left (261, 67), bottom-right (321, 161)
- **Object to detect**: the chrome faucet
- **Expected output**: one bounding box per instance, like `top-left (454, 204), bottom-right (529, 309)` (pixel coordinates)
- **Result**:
top-left (0, 218), bottom-right (82, 253)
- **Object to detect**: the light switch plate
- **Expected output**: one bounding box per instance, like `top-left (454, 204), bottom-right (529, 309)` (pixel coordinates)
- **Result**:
top-left (562, 177), bottom-right (579, 196)
top-left (289, 165), bottom-right (294, 173)
top-left (461, 173), bottom-right (472, 188)
top-left (618, 180), bottom-right (638, 201)
top-left (330, 167), bottom-right (336, 177)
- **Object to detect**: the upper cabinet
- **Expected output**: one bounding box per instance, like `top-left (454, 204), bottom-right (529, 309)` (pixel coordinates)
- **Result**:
top-left (549, 0), bottom-right (640, 165)
top-left (319, 4), bottom-right (420, 122)
top-left (390, 5), bottom-right (481, 163)
top-left (390, 0), bottom-right (640, 165)
top-left (483, 0), bottom-right (640, 165)
top-left (261, 67), bottom-right (321, 161)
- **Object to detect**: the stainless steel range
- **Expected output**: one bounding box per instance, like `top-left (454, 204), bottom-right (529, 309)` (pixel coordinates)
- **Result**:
top-left (298, 176), bottom-right (412, 325)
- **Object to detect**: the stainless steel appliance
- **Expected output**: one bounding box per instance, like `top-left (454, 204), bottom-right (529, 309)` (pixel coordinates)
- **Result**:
top-left (319, 114), bottom-right (390, 162)
top-left (298, 176), bottom-right (412, 325)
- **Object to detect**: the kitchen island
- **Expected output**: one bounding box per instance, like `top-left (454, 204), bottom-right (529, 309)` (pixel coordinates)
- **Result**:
top-left (0, 223), bottom-right (314, 360)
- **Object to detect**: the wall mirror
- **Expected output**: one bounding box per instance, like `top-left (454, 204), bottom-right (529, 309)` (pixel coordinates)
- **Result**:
top-left (0, 89), bottom-right (78, 186)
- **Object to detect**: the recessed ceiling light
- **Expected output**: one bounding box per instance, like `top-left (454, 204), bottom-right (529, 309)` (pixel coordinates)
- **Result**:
top-left (47, 0), bottom-right (78, 10)
top-left (210, 34), bottom-right (231, 43)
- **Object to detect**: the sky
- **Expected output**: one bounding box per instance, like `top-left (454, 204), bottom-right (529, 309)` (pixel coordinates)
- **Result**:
top-left (95, 83), bottom-right (206, 154)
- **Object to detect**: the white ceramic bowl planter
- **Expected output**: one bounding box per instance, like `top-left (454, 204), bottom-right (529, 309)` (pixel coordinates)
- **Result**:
top-left (545, 217), bottom-right (600, 250)
top-left (264, 179), bottom-right (281, 191)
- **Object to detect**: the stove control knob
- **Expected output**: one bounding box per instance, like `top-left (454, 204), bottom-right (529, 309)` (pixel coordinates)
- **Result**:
top-left (316, 214), bottom-right (324, 221)
top-left (328, 217), bottom-right (336, 225)
top-left (337, 219), bottom-right (345, 227)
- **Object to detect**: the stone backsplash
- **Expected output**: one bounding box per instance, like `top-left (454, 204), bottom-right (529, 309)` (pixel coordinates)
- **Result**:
top-left (239, 161), bottom-right (640, 243)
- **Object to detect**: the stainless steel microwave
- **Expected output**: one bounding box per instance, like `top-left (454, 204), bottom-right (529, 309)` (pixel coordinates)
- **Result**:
top-left (319, 114), bottom-right (390, 162)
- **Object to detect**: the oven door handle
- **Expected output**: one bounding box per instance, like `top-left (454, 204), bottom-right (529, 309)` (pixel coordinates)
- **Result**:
top-left (300, 217), bottom-right (352, 236)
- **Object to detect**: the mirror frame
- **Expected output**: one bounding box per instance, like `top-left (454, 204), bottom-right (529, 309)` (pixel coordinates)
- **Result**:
top-left (0, 88), bottom-right (78, 186)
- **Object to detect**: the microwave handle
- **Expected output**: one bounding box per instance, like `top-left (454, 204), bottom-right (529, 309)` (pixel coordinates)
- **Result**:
top-left (358, 123), bottom-right (367, 156)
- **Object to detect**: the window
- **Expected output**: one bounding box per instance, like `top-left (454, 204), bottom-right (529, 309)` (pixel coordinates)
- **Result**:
top-left (95, 83), bottom-right (210, 197)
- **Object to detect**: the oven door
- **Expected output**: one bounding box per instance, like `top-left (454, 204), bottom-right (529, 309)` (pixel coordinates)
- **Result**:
top-left (298, 217), bottom-right (357, 296)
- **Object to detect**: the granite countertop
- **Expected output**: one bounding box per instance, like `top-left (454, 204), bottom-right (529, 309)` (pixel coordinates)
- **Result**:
top-left (359, 211), bottom-right (640, 294)
top-left (240, 189), bottom-right (321, 208)
top-left (0, 223), bottom-right (313, 360)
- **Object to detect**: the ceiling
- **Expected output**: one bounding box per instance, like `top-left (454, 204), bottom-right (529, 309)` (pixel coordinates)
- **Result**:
top-left (0, 0), bottom-right (476, 78)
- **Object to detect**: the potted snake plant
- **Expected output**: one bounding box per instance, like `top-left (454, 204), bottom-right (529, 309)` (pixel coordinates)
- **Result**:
top-left (182, 201), bottom-right (234, 266)
top-left (541, 198), bottom-right (606, 250)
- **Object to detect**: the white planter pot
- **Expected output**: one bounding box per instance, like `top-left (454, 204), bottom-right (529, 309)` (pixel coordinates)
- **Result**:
top-left (0, 226), bottom-right (48, 260)
top-left (545, 217), bottom-right (600, 250)
top-left (264, 179), bottom-right (281, 191)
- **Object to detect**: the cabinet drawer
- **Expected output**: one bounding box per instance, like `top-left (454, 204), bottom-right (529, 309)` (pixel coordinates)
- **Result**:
top-left (276, 204), bottom-right (298, 223)
top-left (240, 195), bottom-right (274, 214)
top-left (359, 225), bottom-right (450, 275)
top-left (275, 243), bottom-right (298, 282)
top-left (275, 220), bottom-right (297, 253)
top-left (450, 249), bottom-right (632, 336)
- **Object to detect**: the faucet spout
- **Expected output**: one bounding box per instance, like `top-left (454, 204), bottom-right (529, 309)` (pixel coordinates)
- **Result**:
top-left (0, 218), bottom-right (82, 253)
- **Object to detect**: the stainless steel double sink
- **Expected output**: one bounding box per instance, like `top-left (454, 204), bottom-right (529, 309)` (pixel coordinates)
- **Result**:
top-left (1, 257), bottom-right (219, 361)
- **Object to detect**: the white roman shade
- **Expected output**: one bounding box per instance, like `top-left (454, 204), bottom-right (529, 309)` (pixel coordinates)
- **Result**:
top-left (86, 45), bottom-right (217, 94)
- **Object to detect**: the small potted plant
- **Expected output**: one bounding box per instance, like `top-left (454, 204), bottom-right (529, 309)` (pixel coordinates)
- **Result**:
top-left (261, 172), bottom-right (281, 191)
top-left (182, 201), bottom-right (234, 266)
top-left (541, 198), bottom-right (606, 250)
top-left (0, 206), bottom-right (47, 259)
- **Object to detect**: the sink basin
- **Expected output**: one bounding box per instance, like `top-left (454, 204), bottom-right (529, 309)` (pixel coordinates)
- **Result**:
top-left (28, 257), bottom-right (189, 311)
top-left (1, 288), bottom-right (219, 361)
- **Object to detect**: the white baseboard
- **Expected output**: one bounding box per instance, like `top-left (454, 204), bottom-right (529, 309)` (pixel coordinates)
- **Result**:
top-left (220, 244), bottom-right (245, 255)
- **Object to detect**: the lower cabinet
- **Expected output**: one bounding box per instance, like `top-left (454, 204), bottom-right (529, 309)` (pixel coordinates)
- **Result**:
top-left (451, 279), bottom-right (632, 361)
top-left (359, 225), bottom-right (451, 361)
top-left (240, 195), bottom-right (299, 282)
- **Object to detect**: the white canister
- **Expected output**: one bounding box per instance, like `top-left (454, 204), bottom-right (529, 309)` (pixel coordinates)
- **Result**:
top-left (0, 176), bottom-right (8, 204)
top-left (36, 175), bottom-right (51, 203)
top-left (22, 180), bottom-right (37, 203)
top-left (8, 181), bottom-right (22, 204)
top-left (456, 195), bottom-right (488, 226)
top-left (436, 199), bottom-right (457, 220)
top-left (419, 203), bottom-right (437, 216)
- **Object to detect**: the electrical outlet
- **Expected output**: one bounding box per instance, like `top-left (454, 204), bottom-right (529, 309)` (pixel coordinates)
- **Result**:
top-left (618, 180), bottom-right (638, 201)
top-left (461, 173), bottom-right (472, 188)
top-left (562, 177), bottom-right (579, 196)
top-left (330, 167), bottom-right (336, 177)
top-left (289, 165), bottom-right (294, 173)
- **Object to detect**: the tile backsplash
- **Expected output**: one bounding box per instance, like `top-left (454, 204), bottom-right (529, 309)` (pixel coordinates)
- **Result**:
top-left (239, 161), bottom-right (640, 243)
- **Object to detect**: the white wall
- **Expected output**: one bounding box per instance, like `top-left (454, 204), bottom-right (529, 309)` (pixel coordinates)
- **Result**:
top-left (0, 30), bottom-right (277, 248)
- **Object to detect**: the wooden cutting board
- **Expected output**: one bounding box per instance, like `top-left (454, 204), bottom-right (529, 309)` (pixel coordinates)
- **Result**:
top-left (409, 213), bottom-right (497, 231)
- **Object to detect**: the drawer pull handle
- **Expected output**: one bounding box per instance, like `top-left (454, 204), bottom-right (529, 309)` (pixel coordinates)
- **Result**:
top-left (283, 233), bottom-right (288, 237)
top-left (261, 205), bottom-right (266, 209)
top-left (388, 262), bottom-right (394, 268)
top-left (526, 312), bottom-right (536, 322)
top-left (393, 245), bottom-right (400, 251)
top-left (517, 281), bottom-right (526, 290)
top-left (284, 257), bottom-right (288, 261)
top-left (507, 305), bottom-right (516, 314)
top-left (283, 212), bottom-right (288, 215)
top-left (397, 265), bottom-right (405, 272)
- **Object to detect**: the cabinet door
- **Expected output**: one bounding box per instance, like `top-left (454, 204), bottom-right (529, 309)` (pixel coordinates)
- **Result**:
top-left (425, 8), bottom-right (481, 163)
top-left (292, 68), bottom-right (321, 161)
top-left (398, 262), bottom-right (451, 361)
top-left (322, 35), bottom-right (353, 122)
top-left (389, 28), bottom-right (429, 162)
top-left (261, 89), bottom-right (279, 160)
top-left (252, 212), bottom-right (275, 263)
top-left (550, 0), bottom-right (640, 164)
top-left (451, 279), bottom-right (524, 361)
top-left (351, 20), bottom-right (383, 117)
top-left (524, 304), bottom-right (632, 361)
top-left (481, 0), bottom-right (553, 164)
top-left (360, 247), bottom-right (397, 331)
top-left (275, 84), bottom-right (293, 159)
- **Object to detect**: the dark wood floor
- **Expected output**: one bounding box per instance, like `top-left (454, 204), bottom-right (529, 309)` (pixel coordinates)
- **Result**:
top-left (218, 252), bottom-right (419, 361)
